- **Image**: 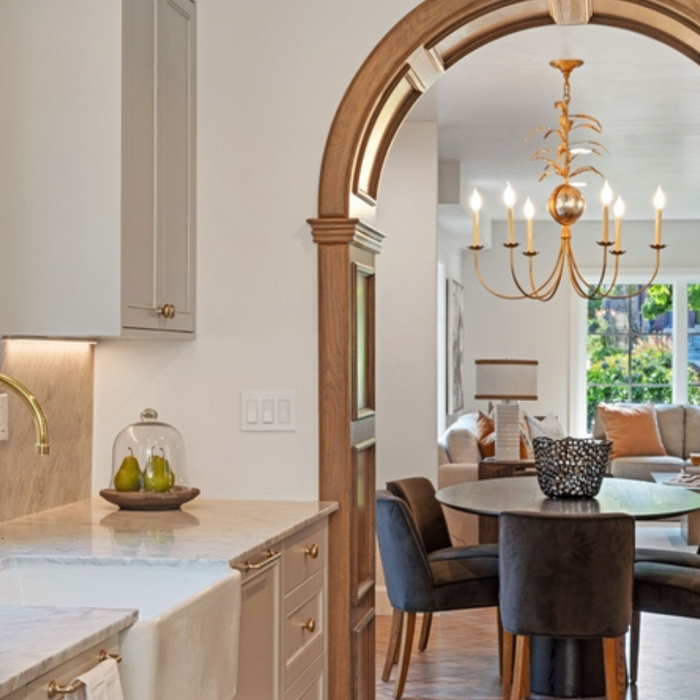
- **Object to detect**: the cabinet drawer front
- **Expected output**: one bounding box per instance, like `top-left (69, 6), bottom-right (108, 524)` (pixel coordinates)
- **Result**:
top-left (26, 638), bottom-right (120, 700)
top-left (283, 519), bottom-right (327, 594)
top-left (283, 570), bottom-right (324, 690)
top-left (283, 652), bottom-right (325, 700)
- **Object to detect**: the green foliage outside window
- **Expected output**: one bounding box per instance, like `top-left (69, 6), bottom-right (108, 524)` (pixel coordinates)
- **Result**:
top-left (586, 285), bottom-right (673, 429)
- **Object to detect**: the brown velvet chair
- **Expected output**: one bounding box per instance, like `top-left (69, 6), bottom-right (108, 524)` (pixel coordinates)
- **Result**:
top-left (385, 476), bottom-right (499, 654)
top-left (376, 489), bottom-right (500, 698)
top-left (499, 511), bottom-right (635, 700)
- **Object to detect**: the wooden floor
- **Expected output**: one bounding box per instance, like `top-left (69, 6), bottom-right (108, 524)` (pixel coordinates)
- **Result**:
top-left (375, 522), bottom-right (700, 700)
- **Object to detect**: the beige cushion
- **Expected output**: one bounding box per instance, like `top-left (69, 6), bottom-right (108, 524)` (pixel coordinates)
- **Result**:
top-left (597, 402), bottom-right (667, 460)
top-left (526, 412), bottom-right (565, 441)
top-left (445, 426), bottom-right (481, 464)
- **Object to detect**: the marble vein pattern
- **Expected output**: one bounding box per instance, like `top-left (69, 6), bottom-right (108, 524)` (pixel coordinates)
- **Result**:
top-left (0, 606), bottom-right (137, 697)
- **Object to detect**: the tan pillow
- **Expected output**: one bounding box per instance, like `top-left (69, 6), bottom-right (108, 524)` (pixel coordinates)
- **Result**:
top-left (476, 410), bottom-right (532, 459)
top-left (598, 402), bottom-right (667, 460)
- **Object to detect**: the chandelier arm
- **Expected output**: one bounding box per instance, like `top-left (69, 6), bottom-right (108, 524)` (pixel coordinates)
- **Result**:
top-left (517, 242), bottom-right (567, 300)
top-left (470, 250), bottom-right (529, 300)
top-left (596, 247), bottom-right (663, 299)
top-left (567, 240), bottom-right (613, 298)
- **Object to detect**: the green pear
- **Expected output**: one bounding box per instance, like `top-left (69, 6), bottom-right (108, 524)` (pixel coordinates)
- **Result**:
top-left (143, 449), bottom-right (174, 492)
top-left (114, 449), bottom-right (142, 492)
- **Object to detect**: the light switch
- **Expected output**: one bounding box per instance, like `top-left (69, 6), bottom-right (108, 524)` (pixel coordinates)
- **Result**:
top-left (278, 399), bottom-right (291, 425)
top-left (262, 399), bottom-right (275, 424)
top-left (246, 399), bottom-right (259, 424)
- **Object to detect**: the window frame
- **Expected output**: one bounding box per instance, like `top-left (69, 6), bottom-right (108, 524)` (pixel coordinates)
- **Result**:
top-left (571, 274), bottom-right (695, 435)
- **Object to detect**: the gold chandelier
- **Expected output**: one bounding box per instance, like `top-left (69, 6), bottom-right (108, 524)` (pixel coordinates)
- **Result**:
top-left (468, 59), bottom-right (666, 301)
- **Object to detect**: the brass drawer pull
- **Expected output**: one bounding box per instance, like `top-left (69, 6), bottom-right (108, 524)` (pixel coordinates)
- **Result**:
top-left (47, 651), bottom-right (121, 697)
top-left (157, 304), bottom-right (177, 319)
top-left (301, 618), bottom-right (316, 633)
top-left (304, 544), bottom-right (319, 559)
top-left (237, 548), bottom-right (279, 572)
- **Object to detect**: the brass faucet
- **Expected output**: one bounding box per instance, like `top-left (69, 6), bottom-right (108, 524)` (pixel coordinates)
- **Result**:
top-left (0, 373), bottom-right (49, 455)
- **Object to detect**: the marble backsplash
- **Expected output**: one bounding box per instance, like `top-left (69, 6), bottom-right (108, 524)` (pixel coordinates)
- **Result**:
top-left (0, 339), bottom-right (93, 522)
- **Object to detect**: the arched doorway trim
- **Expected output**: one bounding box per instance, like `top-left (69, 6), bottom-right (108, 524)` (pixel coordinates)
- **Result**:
top-left (311, 2), bottom-right (700, 698)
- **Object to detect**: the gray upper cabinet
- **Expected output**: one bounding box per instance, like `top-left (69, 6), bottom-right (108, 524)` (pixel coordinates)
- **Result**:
top-left (0, 0), bottom-right (195, 338)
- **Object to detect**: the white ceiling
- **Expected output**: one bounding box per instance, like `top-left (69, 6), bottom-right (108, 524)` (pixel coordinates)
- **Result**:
top-left (409, 23), bottom-right (700, 222)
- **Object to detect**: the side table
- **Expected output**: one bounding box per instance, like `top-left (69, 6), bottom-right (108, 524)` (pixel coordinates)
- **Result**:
top-left (651, 471), bottom-right (700, 545)
top-left (477, 458), bottom-right (536, 543)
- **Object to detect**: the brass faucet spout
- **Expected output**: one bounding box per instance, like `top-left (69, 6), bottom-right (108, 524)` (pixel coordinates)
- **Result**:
top-left (0, 373), bottom-right (49, 455)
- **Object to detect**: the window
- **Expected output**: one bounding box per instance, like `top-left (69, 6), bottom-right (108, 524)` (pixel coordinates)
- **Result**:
top-left (585, 282), bottom-right (700, 430)
top-left (586, 285), bottom-right (672, 430)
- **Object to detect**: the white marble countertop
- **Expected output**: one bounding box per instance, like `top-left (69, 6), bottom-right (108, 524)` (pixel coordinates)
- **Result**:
top-left (0, 497), bottom-right (337, 697)
top-left (0, 497), bottom-right (338, 564)
top-left (0, 606), bottom-right (138, 697)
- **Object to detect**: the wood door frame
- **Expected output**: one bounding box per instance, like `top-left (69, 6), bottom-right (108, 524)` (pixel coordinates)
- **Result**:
top-left (310, 1), bottom-right (700, 698)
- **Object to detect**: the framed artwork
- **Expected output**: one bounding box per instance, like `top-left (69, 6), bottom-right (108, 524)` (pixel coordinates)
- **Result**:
top-left (447, 279), bottom-right (465, 414)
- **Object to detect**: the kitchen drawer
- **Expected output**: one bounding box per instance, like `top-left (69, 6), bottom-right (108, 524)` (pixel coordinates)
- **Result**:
top-left (283, 569), bottom-right (324, 690)
top-left (25, 637), bottom-right (120, 700)
top-left (283, 651), bottom-right (324, 700)
top-left (283, 519), bottom-right (327, 594)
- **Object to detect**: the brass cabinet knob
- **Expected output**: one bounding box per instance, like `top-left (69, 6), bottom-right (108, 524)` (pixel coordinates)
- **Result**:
top-left (301, 618), bottom-right (316, 633)
top-left (157, 304), bottom-right (177, 319)
top-left (304, 543), bottom-right (319, 559)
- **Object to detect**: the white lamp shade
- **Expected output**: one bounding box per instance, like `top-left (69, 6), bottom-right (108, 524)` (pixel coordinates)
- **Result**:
top-left (474, 359), bottom-right (538, 401)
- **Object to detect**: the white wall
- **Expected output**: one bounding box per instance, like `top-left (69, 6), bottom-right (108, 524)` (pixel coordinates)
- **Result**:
top-left (375, 122), bottom-right (438, 488)
top-left (93, 0), bottom-right (422, 499)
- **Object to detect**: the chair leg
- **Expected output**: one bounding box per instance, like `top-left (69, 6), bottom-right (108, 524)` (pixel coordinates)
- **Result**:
top-left (629, 609), bottom-right (641, 685)
top-left (382, 608), bottom-right (403, 682)
top-left (603, 635), bottom-right (627, 700)
top-left (418, 612), bottom-right (433, 651)
top-left (510, 635), bottom-right (530, 700)
top-left (394, 611), bottom-right (417, 699)
top-left (501, 630), bottom-right (515, 700)
top-left (497, 608), bottom-right (504, 679)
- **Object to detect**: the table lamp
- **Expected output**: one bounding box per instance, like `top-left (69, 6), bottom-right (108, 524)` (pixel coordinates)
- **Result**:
top-left (474, 359), bottom-right (538, 461)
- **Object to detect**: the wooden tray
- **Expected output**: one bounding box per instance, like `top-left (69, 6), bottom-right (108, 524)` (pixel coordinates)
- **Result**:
top-left (99, 486), bottom-right (200, 511)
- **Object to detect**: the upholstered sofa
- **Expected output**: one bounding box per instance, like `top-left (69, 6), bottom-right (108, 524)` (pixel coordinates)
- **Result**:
top-left (437, 410), bottom-right (564, 545)
top-left (591, 402), bottom-right (700, 481)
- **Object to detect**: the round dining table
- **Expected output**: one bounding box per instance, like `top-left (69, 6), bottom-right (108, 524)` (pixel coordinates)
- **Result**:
top-left (436, 476), bottom-right (700, 698)
top-left (437, 474), bottom-right (700, 521)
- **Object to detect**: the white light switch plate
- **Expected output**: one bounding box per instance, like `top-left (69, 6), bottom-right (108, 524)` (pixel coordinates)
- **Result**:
top-left (241, 391), bottom-right (297, 432)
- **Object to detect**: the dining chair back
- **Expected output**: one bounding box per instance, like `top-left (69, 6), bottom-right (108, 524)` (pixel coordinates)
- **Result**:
top-left (630, 544), bottom-right (700, 683)
top-left (499, 511), bottom-right (635, 700)
top-left (376, 489), bottom-right (500, 698)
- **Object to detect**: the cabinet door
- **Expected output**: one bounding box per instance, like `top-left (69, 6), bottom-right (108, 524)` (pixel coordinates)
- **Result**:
top-left (122, 0), bottom-right (195, 334)
top-left (236, 552), bottom-right (282, 700)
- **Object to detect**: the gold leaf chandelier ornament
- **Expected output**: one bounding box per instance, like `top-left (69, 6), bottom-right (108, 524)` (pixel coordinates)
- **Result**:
top-left (468, 59), bottom-right (666, 301)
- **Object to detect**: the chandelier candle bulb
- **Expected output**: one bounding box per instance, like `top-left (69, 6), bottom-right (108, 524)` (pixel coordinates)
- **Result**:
top-left (524, 198), bottom-right (535, 253)
top-left (601, 182), bottom-right (613, 244)
top-left (470, 189), bottom-right (482, 247)
top-left (614, 196), bottom-right (625, 252)
top-left (654, 187), bottom-right (666, 246)
top-left (504, 183), bottom-right (516, 244)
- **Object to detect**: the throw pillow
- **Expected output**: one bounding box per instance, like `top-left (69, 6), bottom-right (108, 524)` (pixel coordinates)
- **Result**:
top-left (597, 402), bottom-right (667, 460)
top-left (526, 412), bottom-right (566, 441)
top-left (476, 410), bottom-right (532, 459)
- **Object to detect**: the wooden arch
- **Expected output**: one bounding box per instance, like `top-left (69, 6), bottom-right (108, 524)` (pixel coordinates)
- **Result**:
top-left (310, 1), bottom-right (700, 698)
